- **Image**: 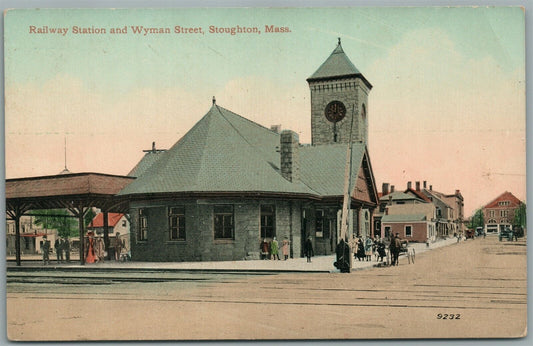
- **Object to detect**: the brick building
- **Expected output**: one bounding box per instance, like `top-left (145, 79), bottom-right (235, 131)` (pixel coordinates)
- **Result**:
top-left (482, 191), bottom-right (523, 234)
top-left (378, 184), bottom-right (436, 243)
top-left (377, 181), bottom-right (464, 243)
top-left (118, 40), bottom-right (379, 261)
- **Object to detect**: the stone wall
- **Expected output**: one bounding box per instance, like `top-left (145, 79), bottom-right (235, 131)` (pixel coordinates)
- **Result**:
top-left (129, 198), bottom-right (304, 262)
top-left (309, 78), bottom-right (369, 146)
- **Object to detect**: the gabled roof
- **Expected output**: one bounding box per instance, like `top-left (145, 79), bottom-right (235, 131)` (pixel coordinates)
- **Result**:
top-left (307, 41), bottom-right (372, 89)
top-left (405, 188), bottom-right (432, 202)
top-left (484, 191), bottom-right (522, 209)
top-left (379, 191), bottom-right (425, 203)
top-left (88, 213), bottom-right (125, 228)
top-left (119, 104), bottom-right (316, 196)
top-left (422, 189), bottom-right (452, 208)
top-left (382, 214), bottom-right (428, 223)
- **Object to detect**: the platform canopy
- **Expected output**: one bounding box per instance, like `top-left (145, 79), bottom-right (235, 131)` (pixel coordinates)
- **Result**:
top-left (5, 172), bottom-right (135, 266)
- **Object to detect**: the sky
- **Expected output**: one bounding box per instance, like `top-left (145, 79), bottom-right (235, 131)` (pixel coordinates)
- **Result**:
top-left (4, 7), bottom-right (526, 216)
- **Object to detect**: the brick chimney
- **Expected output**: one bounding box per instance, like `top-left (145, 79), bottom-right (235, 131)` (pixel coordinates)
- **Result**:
top-left (280, 130), bottom-right (299, 182)
top-left (391, 185), bottom-right (395, 193)
top-left (430, 185), bottom-right (433, 191)
top-left (270, 125), bottom-right (281, 134)
top-left (382, 183), bottom-right (390, 196)
top-left (416, 181), bottom-right (420, 191)
top-left (423, 181), bottom-right (427, 189)
top-left (407, 181), bottom-right (412, 190)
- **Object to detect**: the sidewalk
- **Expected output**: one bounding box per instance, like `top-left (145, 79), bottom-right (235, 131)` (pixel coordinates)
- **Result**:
top-left (7, 236), bottom-right (462, 273)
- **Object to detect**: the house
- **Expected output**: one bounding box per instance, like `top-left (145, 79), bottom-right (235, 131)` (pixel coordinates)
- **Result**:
top-left (117, 40), bottom-right (379, 262)
top-left (482, 191), bottom-right (523, 234)
top-left (419, 181), bottom-right (464, 237)
top-left (378, 180), bottom-right (464, 242)
top-left (6, 216), bottom-right (55, 256)
top-left (378, 183), bottom-right (436, 243)
top-left (88, 212), bottom-right (130, 253)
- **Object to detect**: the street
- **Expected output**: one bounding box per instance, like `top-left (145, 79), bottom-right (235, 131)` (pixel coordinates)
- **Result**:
top-left (6, 235), bottom-right (527, 341)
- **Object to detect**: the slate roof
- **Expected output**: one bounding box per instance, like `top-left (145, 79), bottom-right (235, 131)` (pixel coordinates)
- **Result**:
top-left (307, 41), bottom-right (372, 89)
top-left (128, 151), bottom-right (167, 177)
top-left (382, 214), bottom-right (428, 223)
top-left (299, 143), bottom-right (366, 197)
top-left (119, 105), bottom-right (316, 196)
top-left (119, 104), bottom-right (374, 202)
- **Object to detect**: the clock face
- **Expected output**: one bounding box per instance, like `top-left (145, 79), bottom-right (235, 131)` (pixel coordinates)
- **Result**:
top-left (324, 101), bottom-right (346, 123)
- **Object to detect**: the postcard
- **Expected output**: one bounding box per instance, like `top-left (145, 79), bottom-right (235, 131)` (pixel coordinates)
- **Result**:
top-left (4, 7), bottom-right (526, 341)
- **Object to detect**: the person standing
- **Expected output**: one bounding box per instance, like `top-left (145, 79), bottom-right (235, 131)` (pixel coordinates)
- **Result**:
top-left (281, 237), bottom-right (290, 260)
top-left (85, 232), bottom-right (96, 264)
top-left (260, 239), bottom-right (269, 260)
top-left (270, 237), bottom-right (280, 260)
top-left (356, 237), bottom-right (365, 261)
top-left (377, 239), bottom-right (386, 262)
top-left (364, 236), bottom-right (373, 262)
top-left (42, 235), bottom-right (50, 265)
top-left (63, 237), bottom-right (70, 262)
top-left (304, 236), bottom-right (314, 263)
top-left (391, 233), bottom-right (401, 266)
top-left (95, 237), bottom-right (105, 263)
top-left (114, 232), bottom-right (123, 261)
top-left (55, 237), bottom-right (63, 263)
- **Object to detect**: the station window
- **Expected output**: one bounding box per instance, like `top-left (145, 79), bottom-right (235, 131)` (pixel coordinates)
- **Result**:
top-left (214, 205), bottom-right (234, 239)
top-left (169, 206), bottom-right (186, 241)
top-left (138, 209), bottom-right (147, 241)
top-left (315, 210), bottom-right (324, 238)
top-left (260, 205), bottom-right (275, 239)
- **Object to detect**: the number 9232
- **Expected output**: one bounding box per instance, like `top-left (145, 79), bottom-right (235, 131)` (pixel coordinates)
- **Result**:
top-left (437, 313), bottom-right (461, 320)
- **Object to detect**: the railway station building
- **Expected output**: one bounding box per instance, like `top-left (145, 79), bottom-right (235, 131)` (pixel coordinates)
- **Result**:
top-left (118, 40), bottom-right (379, 262)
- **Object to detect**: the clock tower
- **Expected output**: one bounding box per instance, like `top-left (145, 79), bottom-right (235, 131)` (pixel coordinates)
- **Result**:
top-left (307, 39), bottom-right (372, 146)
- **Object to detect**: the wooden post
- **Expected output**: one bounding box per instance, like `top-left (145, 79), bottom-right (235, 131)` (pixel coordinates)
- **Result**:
top-left (6, 204), bottom-right (29, 267)
top-left (103, 210), bottom-right (110, 260)
top-left (78, 211), bottom-right (86, 265)
top-left (14, 215), bottom-right (21, 266)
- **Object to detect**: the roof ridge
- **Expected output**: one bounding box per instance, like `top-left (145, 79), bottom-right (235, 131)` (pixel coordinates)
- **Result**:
top-left (215, 104), bottom-right (277, 134)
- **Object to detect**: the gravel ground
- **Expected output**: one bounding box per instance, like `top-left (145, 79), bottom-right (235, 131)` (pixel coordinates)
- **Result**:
top-left (6, 236), bottom-right (527, 341)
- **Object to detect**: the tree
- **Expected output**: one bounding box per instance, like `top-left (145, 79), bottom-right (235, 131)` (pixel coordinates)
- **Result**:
top-left (84, 208), bottom-right (97, 228)
top-left (33, 209), bottom-right (78, 238)
top-left (514, 202), bottom-right (526, 228)
top-left (470, 208), bottom-right (484, 229)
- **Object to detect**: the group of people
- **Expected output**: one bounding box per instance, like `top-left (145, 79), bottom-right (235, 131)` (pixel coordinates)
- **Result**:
top-left (349, 233), bottom-right (402, 266)
top-left (260, 237), bottom-right (291, 260)
top-left (41, 235), bottom-right (71, 265)
top-left (86, 231), bottom-right (124, 264)
top-left (54, 236), bottom-right (71, 263)
top-left (41, 232), bottom-right (126, 265)
top-left (351, 235), bottom-right (378, 262)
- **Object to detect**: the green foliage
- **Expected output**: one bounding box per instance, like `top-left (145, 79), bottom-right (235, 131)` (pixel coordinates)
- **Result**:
top-left (33, 209), bottom-right (78, 238)
top-left (513, 202), bottom-right (526, 228)
top-left (470, 208), bottom-right (484, 229)
top-left (84, 208), bottom-right (97, 227)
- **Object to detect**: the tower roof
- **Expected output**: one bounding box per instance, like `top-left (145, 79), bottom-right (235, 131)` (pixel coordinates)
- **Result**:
top-left (307, 39), bottom-right (372, 89)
